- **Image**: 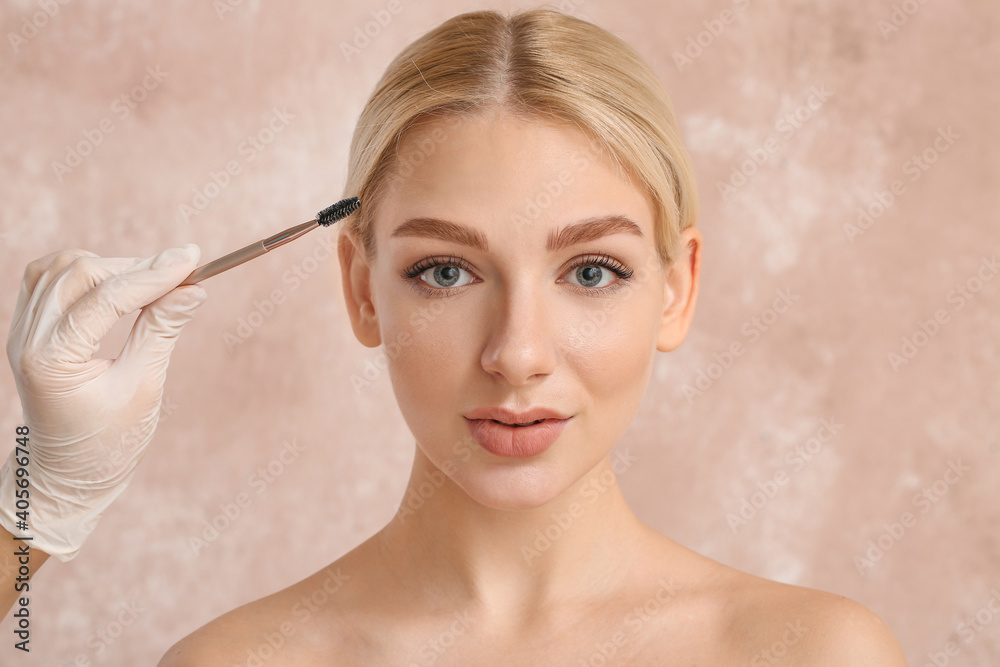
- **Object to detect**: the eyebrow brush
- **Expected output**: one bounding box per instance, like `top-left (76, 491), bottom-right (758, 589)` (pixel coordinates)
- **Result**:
top-left (180, 197), bottom-right (360, 285)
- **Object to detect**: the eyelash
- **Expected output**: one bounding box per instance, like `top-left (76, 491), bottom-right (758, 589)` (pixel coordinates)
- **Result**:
top-left (400, 253), bottom-right (635, 298)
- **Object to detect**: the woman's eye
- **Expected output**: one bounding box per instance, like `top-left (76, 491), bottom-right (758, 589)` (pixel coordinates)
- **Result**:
top-left (417, 264), bottom-right (475, 289)
top-left (402, 253), bottom-right (633, 297)
top-left (563, 264), bottom-right (618, 289)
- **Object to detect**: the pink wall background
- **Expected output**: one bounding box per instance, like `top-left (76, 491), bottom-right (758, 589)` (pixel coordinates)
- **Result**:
top-left (1, 0), bottom-right (997, 664)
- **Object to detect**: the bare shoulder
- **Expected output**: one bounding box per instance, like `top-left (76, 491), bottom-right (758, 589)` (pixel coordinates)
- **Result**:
top-left (157, 562), bottom-right (355, 666)
top-left (719, 569), bottom-right (908, 666)
top-left (790, 592), bottom-right (908, 665)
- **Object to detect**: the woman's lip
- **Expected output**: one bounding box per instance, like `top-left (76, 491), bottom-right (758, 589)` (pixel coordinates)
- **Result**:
top-left (490, 418), bottom-right (543, 426)
top-left (464, 417), bottom-right (571, 458)
top-left (464, 407), bottom-right (571, 423)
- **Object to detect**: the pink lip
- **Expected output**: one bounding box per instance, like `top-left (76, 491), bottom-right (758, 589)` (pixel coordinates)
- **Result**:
top-left (464, 406), bottom-right (571, 423)
top-left (465, 417), bottom-right (571, 458)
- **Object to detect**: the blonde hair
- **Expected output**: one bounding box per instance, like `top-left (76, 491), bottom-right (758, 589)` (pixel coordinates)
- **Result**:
top-left (341, 8), bottom-right (698, 268)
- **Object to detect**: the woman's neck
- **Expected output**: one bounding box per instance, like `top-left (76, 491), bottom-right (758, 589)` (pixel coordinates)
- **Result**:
top-left (373, 446), bottom-right (654, 628)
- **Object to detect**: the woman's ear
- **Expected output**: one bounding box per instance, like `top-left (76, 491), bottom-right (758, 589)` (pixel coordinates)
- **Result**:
top-left (338, 228), bottom-right (382, 348)
top-left (656, 226), bottom-right (702, 353)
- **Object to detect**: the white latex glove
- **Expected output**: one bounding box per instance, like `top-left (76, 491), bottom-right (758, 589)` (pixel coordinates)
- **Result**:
top-left (0, 244), bottom-right (207, 561)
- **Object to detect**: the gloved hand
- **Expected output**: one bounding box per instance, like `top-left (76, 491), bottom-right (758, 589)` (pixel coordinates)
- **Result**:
top-left (0, 244), bottom-right (207, 561)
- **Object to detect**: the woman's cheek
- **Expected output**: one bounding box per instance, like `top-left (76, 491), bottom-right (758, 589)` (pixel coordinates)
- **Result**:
top-left (376, 286), bottom-right (454, 379)
top-left (558, 306), bottom-right (649, 378)
top-left (384, 310), bottom-right (469, 436)
top-left (559, 303), bottom-right (657, 444)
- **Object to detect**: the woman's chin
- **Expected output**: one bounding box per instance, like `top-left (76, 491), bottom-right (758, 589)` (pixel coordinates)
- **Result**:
top-left (452, 464), bottom-right (570, 512)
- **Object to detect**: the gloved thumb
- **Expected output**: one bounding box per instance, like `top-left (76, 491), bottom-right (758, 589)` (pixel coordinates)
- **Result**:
top-left (115, 283), bottom-right (208, 382)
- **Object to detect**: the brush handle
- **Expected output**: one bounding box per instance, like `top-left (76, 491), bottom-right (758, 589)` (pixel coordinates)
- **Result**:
top-left (179, 219), bottom-right (320, 285)
top-left (176, 194), bottom-right (360, 286)
top-left (179, 240), bottom-right (268, 285)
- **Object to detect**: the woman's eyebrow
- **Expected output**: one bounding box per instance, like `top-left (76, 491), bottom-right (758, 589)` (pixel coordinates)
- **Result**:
top-left (390, 214), bottom-right (643, 252)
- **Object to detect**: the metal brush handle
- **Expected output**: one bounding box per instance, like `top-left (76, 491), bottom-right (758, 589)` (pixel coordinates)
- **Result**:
top-left (178, 196), bottom-right (359, 285)
top-left (179, 219), bottom-right (318, 285)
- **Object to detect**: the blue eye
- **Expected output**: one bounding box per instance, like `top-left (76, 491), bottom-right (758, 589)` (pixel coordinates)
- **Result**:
top-left (563, 253), bottom-right (633, 290)
top-left (572, 266), bottom-right (607, 288)
top-left (402, 255), bottom-right (477, 293)
top-left (400, 253), bottom-right (634, 298)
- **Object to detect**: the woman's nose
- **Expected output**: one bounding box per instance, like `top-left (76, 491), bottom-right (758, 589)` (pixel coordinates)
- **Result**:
top-left (479, 286), bottom-right (559, 386)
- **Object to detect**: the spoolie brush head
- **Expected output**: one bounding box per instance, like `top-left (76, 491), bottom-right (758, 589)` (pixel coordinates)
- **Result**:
top-left (317, 197), bottom-right (361, 226)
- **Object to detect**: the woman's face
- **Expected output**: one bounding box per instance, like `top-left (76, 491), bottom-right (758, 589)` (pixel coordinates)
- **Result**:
top-left (341, 110), bottom-right (699, 511)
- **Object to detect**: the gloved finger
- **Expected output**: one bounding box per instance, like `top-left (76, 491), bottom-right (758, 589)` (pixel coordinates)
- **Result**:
top-left (40, 256), bottom-right (144, 315)
top-left (11, 256), bottom-right (142, 361)
top-left (38, 245), bottom-right (202, 366)
top-left (10, 249), bottom-right (100, 335)
top-left (23, 249), bottom-right (99, 294)
top-left (115, 283), bottom-right (208, 387)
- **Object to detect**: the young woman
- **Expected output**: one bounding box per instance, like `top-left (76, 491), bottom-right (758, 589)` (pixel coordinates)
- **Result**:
top-left (1, 8), bottom-right (907, 664)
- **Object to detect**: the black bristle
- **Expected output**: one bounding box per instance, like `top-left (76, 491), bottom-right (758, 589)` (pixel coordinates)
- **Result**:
top-left (317, 197), bottom-right (361, 226)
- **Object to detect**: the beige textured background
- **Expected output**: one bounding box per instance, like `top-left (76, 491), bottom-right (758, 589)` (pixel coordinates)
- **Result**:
top-left (1, 0), bottom-right (997, 664)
